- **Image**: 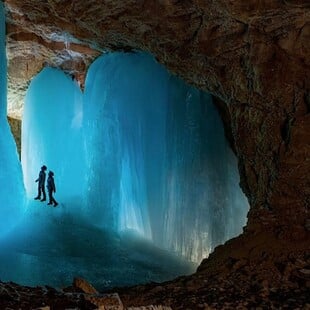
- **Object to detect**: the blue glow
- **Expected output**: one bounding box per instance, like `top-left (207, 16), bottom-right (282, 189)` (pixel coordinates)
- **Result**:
top-left (0, 51), bottom-right (248, 289)
top-left (0, 2), bottom-right (25, 237)
top-left (83, 52), bottom-right (249, 261)
top-left (21, 52), bottom-right (248, 263)
top-left (22, 67), bottom-right (85, 207)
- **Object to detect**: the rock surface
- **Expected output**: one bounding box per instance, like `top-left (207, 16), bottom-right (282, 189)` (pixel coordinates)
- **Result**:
top-left (117, 233), bottom-right (310, 309)
top-left (2, 0), bottom-right (310, 308)
top-left (7, 116), bottom-right (21, 157)
top-left (0, 279), bottom-right (172, 310)
top-left (74, 277), bottom-right (99, 295)
top-left (0, 281), bottom-right (96, 309)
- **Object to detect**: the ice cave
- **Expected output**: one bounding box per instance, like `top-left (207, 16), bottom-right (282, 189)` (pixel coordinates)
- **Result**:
top-left (0, 4), bottom-right (249, 289)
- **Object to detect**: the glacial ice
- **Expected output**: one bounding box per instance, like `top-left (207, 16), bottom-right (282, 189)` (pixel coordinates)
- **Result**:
top-left (82, 52), bottom-right (249, 261)
top-left (0, 46), bottom-right (249, 288)
top-left (22, 67), bottom-right (85, 207)
top-left (0, 2), bottom-right (25, 237)
top-left (21, 52), bottom-right (248, 263)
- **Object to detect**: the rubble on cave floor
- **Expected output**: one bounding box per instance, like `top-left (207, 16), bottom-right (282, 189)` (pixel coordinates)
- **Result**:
top-left (0, 278), bottom-right (171, 310)
top-left (0, 232), bottom-right (309, 309)
top-left (1, 250), bottom-right (309, 310)
top-left (117, 234), bottom-right (310, 309)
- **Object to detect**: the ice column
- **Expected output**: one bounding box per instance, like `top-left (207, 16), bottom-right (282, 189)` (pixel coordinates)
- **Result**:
top-left (83, 53), bottom-right (169, 236)
top-left (162, 81), bottom-right (249, 261)
top-left (84, 52), bottom-right (248, 262)
top-left (0, 3), bottom-right (25, 236)
top-left (22, 68), bottom-right (84, 207)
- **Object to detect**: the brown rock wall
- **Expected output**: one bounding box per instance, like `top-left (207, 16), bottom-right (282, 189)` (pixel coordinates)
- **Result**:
top-left (7, 116), bottom-right (21, 158)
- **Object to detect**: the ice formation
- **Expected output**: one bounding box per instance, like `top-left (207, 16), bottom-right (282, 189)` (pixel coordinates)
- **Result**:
top-left (0, 2), bottom-right (25, 237)
top-left (22, 68), bottom-right (84, 207)
top-left (83, 52), bottom-right (249, 261)
top-left (0, 46), bottom-right (249, 288)
top-left (20, 51), bottom-right (248, 263)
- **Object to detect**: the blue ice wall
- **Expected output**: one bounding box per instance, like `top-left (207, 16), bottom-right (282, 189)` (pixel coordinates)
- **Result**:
top-left (83, 52), bottom-right (249, 262)
top-left (22, 51), bottom-right (248, 262)
top-left (0, 2), bottom-right (4, 112)
top-left (22, 68), bottom-right (84, 207)
top-left (162, 82), bottom-right (248, 260)
top-left (83, 53), bottom-right (170, 236)
top-left (0, 3), bottom-right (25, 236)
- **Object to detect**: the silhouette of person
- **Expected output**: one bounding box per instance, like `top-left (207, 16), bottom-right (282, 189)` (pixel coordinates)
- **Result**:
top-left (47, 171), bottom-right (58, 207)
top-left (34, 165), bottom-right (47, 201)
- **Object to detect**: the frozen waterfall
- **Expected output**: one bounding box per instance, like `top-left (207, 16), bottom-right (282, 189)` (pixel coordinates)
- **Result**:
top-left (0, 2), bottom-right (25, 237)
top-left (84, 53), bottom-right (248, 261)
top-left (22, 68), bottom-right (85, 207)
top-left (83, 53), bottom-right (248, 261)
top-left (19, 52), bottom-right (248, 263)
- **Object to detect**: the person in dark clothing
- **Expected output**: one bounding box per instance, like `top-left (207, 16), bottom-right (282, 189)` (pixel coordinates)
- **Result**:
top-left (47, 171), bottom-right (58, 207)
top-left (34, 165), bottom-right (47, 201)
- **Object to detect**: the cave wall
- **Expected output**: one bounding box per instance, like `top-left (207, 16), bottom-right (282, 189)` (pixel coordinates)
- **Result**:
top-left (7, 116), bottom-right (20, 157)
top-left (4, 0), bottom-right (310, 239)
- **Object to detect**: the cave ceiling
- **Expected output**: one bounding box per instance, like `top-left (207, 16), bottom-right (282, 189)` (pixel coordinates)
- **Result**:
top-left (5, 0), bottom-right (309, 118)
top-left (4, 0), bottom-right (310, 237)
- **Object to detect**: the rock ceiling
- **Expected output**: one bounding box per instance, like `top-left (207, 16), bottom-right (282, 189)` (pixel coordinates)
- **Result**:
top-left (4, 0), bottom-right (310, 242)
top-left (6, 1), bottom-right (309, 117)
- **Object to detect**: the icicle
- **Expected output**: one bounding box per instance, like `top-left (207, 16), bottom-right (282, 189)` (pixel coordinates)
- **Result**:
top-left (0, 2), bottom-right (25, 237)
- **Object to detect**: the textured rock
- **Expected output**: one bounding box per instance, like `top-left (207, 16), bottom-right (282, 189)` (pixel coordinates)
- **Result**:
top-left (6, 20), bottom-right (101, 118)
top-left (127, 307), bottom-right (172, 310)
top-left (117, 233), bottom-right (310, 309)
top-left (73, 277), bottom-right (99, 295)
top-left (0, 281), bottom-right (96, 309)
top-left (7, 116), bottom-right (21, 158)
top-left (0, 280), bottom-right (176, 309)
top-left (85, 293), bottom-right (124, 310)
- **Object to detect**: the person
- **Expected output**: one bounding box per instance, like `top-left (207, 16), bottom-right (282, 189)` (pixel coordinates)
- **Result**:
top-left (34, 165), bottom-right (47, 201)
top-left (47, 171), bottom-right (58, 207)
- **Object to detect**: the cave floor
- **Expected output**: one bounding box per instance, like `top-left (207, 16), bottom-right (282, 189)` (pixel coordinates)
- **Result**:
top-left (0, 227), bottom-right (309, 309)
top-left (117, 231), bottom-right (310, 309)
top-left (0, 201), bottom-right (195, 291)
top-left (0, 203), bottom-right (309, 309)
